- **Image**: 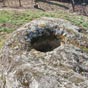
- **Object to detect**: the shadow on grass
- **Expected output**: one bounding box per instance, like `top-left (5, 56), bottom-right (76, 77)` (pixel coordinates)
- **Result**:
top-left (36, 7), bottom-right (45, 11)
top-left (34, 6), bottom-right (45, 11)
top-left (39, 0), bottom-right (69, 9)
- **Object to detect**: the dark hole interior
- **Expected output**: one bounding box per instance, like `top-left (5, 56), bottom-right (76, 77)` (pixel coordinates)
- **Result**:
top-left (30, 31), bottom-right (61, 52)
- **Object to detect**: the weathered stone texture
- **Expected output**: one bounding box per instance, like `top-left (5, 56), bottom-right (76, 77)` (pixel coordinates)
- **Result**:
top-left (0, 17), bottom-right (88, 88)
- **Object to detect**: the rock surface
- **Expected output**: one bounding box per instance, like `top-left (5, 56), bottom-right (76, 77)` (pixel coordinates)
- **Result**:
top-left (0, 17), bottom-right (88, 88)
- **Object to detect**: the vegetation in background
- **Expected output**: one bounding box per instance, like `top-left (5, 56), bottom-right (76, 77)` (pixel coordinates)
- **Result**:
top-left (0, 10), bottom-right (88, 32)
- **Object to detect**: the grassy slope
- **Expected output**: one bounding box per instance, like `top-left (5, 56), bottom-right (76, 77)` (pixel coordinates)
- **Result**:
top-left (0, 10), bottom-right (88, 48)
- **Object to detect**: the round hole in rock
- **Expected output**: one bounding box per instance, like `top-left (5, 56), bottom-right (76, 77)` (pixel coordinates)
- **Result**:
top-left (27, 28), bottom-right (61, 52)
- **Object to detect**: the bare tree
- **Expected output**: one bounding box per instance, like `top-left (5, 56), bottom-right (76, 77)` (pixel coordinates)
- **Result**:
top-left (34, 0), bottom-right (39, 8)
top-left (2, 0), bottom-right (6, 7)
top-left (70, 0), bottom-right (75, 11)
top-left (18, 0), bottom-right (22, 7)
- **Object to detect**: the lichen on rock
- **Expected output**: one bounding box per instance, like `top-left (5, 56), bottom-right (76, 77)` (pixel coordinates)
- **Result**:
top-left (0, 17), bottom-right (88, 88)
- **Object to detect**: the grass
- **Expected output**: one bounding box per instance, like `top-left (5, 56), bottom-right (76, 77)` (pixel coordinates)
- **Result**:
top-left (0, 27), bottom-right (14, 33)
top-left (0, 10), bottom-right (88, 32)
top-left (0, 39), bottom-right (5, 48)
top-left (0, 10), bottom-right (88, 48)
top-left (80, 47), bottom-right (88, 53)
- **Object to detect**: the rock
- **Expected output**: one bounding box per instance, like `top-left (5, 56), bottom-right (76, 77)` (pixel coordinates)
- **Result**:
top-left (0, 17), bottom-right (88, 88)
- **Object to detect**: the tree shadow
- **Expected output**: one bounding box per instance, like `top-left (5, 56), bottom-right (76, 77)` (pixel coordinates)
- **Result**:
top-left (37, 7), bottom-right (45, 11)
top-left (34, 6), bottom-right (45, 11)
top-left (40, 0), bottom-right (69, 9)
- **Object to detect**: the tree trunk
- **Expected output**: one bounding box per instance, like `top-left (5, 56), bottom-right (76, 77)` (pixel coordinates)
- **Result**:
top-left (71, 0), bottom-right (75, 11)
top-left (3, 0), bottom-right (5, 7)
top-left (18, 0), bottom-right (22, 7)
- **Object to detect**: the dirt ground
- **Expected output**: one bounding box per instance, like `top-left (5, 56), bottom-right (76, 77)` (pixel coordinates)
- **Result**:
top-left (0, 0), bottom-right (70, 10)
top-left (0, 0), bottom-right (88, 15)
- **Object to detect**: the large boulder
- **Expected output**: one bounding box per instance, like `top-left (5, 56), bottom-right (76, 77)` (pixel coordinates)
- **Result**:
top-left (0, 17), bottom-right (88, 88)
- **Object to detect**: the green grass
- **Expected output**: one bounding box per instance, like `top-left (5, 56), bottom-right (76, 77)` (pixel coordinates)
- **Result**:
top-left (0, 10), bottom-right (88, 33)
top-left (80, 47), bottom-right (88, 53)
top-left (0, 27), bottom-right (14, 33)
top-left (0, 39), bottom-right (5, 48)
